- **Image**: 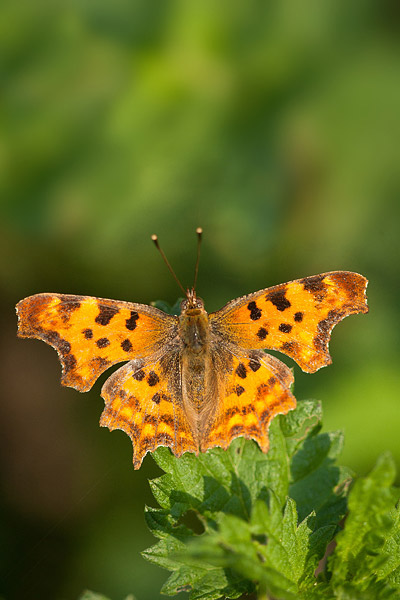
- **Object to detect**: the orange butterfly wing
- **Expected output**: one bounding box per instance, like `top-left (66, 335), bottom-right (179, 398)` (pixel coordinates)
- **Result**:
top-left (17, 293), bottom-right (198, 468)
top-left (16, 293), bottom-right (177, 392)
top-left (209, 271), bottom-right (368, 373)
top-left (202, 350), bottom-right (296, 452)
top-left (100, 357), bottom-right (197, 468)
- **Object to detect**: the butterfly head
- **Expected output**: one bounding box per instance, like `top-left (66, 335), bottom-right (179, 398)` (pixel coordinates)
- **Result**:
top-left (181, 288), bottom-right (204, 312)
top-left (179, 288), bottom-right (208, 354)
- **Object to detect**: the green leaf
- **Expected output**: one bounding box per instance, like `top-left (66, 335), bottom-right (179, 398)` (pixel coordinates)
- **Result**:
top-left (144, 399), bottom-right (346, 599)
top-left (328, 453), bottom-right (400, 597)
top-left (377, 504), bottom-right (400, 585)
top-left (281, 399), bottom-right (323, 457)
top-left (289, 429), bottom-right (351, 528)
top-left (152, 299), bottom-right (183, 315)
top-left (252, 495), bottom-right (335, 591)
top-left (150, 421), bottom-right (289, 523)
top-left (184, 495), bottom-right (335, 600)
top-left (144, 395), bottom-right (400, 600)
top-left (184, 511), bottom-right (293, 600)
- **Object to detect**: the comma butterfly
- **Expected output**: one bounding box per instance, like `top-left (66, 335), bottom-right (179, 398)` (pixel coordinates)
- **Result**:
top-left (16, 230), bottom-right (368, 468)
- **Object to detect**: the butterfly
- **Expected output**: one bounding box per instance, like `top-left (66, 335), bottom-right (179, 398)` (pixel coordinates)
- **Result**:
top-left (16, 231), bottom-right (368, 468)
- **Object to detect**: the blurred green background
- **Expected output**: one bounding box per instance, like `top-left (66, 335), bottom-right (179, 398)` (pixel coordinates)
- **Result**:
top-left (1, 0), bottom-right (399, 599)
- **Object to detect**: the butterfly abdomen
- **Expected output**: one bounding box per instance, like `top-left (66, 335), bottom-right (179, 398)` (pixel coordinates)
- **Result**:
top-left (178, 306), bottom-right (221, 443)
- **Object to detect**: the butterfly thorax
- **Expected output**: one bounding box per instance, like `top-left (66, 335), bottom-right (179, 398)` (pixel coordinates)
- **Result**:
top-left (178, 307), bottom-right (209, 354)
top-left (179, 291), bottom-right (209, 355)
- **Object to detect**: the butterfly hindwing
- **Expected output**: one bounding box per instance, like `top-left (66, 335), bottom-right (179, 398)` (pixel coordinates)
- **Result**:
top-left (100, 356), bottom-right (197, 468)
top-left (16, 293), bottom-right (177, 392)
top-left (210, 271), bottom-right (368, 373)
top-left (202, 349), bottom-right (296, 452)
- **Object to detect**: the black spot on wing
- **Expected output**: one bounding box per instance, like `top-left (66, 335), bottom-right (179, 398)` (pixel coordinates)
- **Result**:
top-left (147, 371), bottom-right (159, 386)
top-left (121, 338), bottom-right (133, 352)
top-left (266, 288), bottom-right (291, 311)
top-left (257, 327), bottom-right (268, 340)
top-left (57, 296), bottom-right (82, 323)
top-left (260, 409), bottom-right (270, 422)
top-left (229, 424), bottom-right (244, 436)
top-left (256, 382), bottom-right (268, 399)
top-left (281, 341), bottom-right (299, 354)
top-left (235, 363), bottom-right (247, 379)
top-left (83, 328), bottom-right (93, 339)
top-left (294, 312), bottom-right (303, 322)
top-left (129, 396), bottom-right (140, 411)
top-left (313, 309), bottom-right (345, 351)
top-left (279, 323), bottom-right (292, 333)
top-left (156, 433), bottom-right (174, 445)
top-left (64, 353), bottom-right (77, 373)
top-left (244, 425), bottom-right (260, 436)
top-left (58, 339), bottom-right (71, 355)
top-left (235, 385), bottom-right (245, 396)
top-left (241, 404), bottom-right (254, 415)
top-left (132, 369), bottom-right (145, 381)
top-left (126, 311), bottom-right (139, 331)
top-left (45, 330), bottom-right (62, 346)
top-left (90, 356), bottom-right (110, 371)
top-left (96, 337), bottom-right (110, 349)
top-left (160, 415), bottom-right (174, 427)
top-left (225, 406), bottom-right (240, 418)
top-left (144, 414), bottom-right (157, 426)
top-left (95, 305), bottom-right (119, 326)
top-left (301, 274), bottom-right (325, 292)
top-left (248, 356), bottom-right (261, 371)
top-left (45, 331), bottom-right (72, 357)
top-left (247, 301), bottom-right (262, 321)
top-left (151, 393), bottom-right (161, 404)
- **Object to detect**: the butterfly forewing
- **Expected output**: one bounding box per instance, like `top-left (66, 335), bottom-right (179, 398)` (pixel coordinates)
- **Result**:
top-left (209, 271), bottom-right (368, 373)
top-left (16, 293), bottom-right (177, 392)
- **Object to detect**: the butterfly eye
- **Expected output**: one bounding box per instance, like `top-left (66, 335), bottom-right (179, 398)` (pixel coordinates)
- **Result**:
top-left (180, 299), bottom-right (189, 311)
top-left (195, 297), bottom-right (204, 309)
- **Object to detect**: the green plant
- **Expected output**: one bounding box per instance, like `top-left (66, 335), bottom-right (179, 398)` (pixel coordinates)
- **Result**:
top-left (142, 399), bottom-right (400, 599)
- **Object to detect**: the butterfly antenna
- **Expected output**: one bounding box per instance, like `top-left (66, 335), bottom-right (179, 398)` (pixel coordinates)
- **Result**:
top-left (151, 234), bottom-right (186, 296)
top-left (192, 227), bottom-right (203, 291)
